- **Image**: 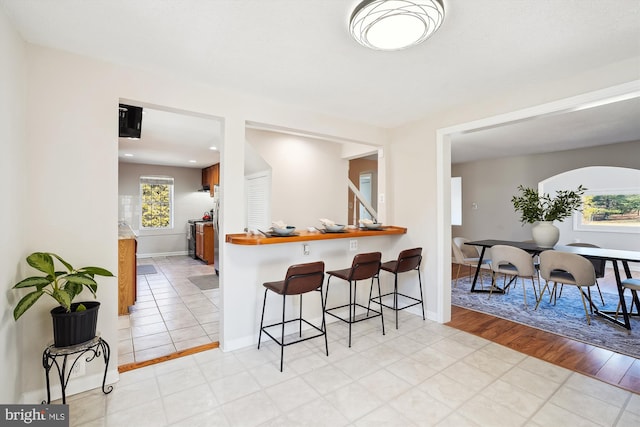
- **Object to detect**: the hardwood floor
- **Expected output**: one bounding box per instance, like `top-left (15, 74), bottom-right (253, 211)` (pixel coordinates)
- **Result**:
top-left (447, 264), bottom-right (640, 394)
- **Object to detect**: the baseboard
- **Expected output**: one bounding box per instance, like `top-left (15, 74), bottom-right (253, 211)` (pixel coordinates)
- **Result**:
top-left (137, 251), bottom-right (188, 259)
top-left (20, 368), bottom-right (119, 404)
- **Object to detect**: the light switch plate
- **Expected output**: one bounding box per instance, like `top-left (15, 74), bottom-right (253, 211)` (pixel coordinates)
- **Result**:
top-left (349, 240), bottom-right (358, 251)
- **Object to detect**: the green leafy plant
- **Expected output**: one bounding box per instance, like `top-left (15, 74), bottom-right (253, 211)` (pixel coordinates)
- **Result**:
top-left (12, 252), bottom-right (114, 320)
top-left (511, 184), bottom-right (587, 225)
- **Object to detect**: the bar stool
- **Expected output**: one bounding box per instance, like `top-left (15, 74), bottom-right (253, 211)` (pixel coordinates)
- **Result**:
top-left (324, 252), bottom-right (384, 347)
top-left (369, 247), bottom-right (424, 329)
top-left (258, 261), bottom-right (327, 372)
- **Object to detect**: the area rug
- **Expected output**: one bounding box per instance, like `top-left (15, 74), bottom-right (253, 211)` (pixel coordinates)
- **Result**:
top-left (451, 275), bottom-right (640, 359)
top-left (136, 264), bottom-right (157, 275)
top-left (188, 274), bottom-right (219, 290)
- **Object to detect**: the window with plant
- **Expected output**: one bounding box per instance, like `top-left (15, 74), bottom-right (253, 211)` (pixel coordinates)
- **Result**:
top-left (140, 176), bottom-right (174, 229)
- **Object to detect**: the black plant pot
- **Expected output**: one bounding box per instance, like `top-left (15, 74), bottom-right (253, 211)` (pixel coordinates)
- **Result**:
top-left (50, 301), bottom-right (100, 347)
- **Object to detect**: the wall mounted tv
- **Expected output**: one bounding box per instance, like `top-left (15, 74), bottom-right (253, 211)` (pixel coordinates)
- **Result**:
top-left (119, 104), bottom-right (143, 139)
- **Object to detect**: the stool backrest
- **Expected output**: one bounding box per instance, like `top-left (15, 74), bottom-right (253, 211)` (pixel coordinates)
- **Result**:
top-left (284, 261), bottom-right (325, 295)
top-left (396, 247), bottom-right (422, 273)
top-left (349, 252), bottom-right (382, 281)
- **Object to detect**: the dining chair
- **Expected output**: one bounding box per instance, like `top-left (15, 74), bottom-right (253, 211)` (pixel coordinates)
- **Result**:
top-left (615, 278), bottom-right (640, 321)
top-left (488, 245), bottom-right (539, 307)
top-left (452, 237), bottom-right (491, 288)
top-left (369, 247), bottom-right (424, 329)
top-left (536, 250), bottom-right (598, 324)
top-left (566, 243), bottom-right (606, 305)
top-left (258, 261), bottom-right (327, 371)
top-left (324, 252), bottom-right (384, 347)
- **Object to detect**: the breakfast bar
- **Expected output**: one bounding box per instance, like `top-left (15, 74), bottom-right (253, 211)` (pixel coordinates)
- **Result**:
top-left (221, 225), bottom-right (411, 351)
top-left (225, 226), bottom-right (407, 245)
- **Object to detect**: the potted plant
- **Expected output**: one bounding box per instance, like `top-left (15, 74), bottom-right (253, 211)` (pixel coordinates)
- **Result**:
top-left (12, 252), bottom-right (114, 347)
top-left (511, 184), bottom-right (586, 247)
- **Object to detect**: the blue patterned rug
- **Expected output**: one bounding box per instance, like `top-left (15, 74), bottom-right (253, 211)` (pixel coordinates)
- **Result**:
top-left (451, 275), bottom-right (640, 359)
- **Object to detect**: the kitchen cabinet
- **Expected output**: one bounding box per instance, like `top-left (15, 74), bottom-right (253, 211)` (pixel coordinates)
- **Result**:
top-left (196, 222), bottom-right (214, 265)
top-left (118, 237), bottom-right (137, 315)
top-left (201, 163), bottom-right (220, 197)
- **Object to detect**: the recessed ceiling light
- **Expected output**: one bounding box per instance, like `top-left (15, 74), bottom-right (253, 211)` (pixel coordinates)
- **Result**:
top-left (209, 146), bottom-right (217, 151)
top-left (124, 153), bottom-right (134, 157)
top-left (349, 0), bottom-right (445, 51)
top-left (189, 160), bottom-right (197, 163)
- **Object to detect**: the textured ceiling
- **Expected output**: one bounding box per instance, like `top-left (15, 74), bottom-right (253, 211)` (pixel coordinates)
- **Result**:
top-left (2, 0), bottom-right (639, 165)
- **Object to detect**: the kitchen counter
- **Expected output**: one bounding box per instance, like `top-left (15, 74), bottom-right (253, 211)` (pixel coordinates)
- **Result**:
top-left (118, 223), bottom-right (137, 240)
top-left (226, 226), bottom-right (407, 245)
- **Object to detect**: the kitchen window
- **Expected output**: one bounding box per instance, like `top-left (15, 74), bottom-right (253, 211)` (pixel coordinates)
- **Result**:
top-left (140, 176), bottom-right (174, 229)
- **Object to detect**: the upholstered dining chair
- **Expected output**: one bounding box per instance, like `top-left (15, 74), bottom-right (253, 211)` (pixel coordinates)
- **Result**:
top-left (452, 237), bottom-right (491, 288)
top-left (566, 242), bottom-right (606, 305)
top-left (488, 245), bottom-right (539, 307)
top-left (536, 250), bottom-right (598, 324)
top-left (615, 278), bottom-right (640, 321)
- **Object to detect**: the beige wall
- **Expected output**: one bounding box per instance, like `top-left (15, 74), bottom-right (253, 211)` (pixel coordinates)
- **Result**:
top-left (118, 163), bottom-right (213, 256)
top-left (451, 140), bottom-right (640, 242)
top-left (246, 129), bottom-right (349, 229)
top-left (0, 6), bottom-right (27, 404)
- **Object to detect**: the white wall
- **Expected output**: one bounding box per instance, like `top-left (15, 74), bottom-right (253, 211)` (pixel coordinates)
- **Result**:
top-left (16, 42), bottom-right (387, 400)
top-left (391, 64), bottom-right (640, 325)
top-left (0, 6), bottom-right (27, 404)
top-left (118, 163), bottom-right (213, 256)
top-left (246, 129), bottom-right (348, 228)
top-left (451, 141), bottom-right (640, 242)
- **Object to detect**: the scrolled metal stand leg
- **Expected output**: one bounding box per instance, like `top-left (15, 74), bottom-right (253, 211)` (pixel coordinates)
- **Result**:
top-left (99, 339), bottom-right (113, 395)
top-left (42, 350), bottom-right (53, 404)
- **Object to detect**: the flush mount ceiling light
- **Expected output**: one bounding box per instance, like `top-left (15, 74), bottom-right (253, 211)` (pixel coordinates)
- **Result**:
top-left (349, 0), bottom-right (445, 51)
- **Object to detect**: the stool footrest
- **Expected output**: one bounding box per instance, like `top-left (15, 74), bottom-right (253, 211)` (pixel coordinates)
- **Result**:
top-left (260, 318), bottom-right (325, 347)
top-left (370, 292), bottom-right (423, 311)
top-left (325, 302), bottom-right (383, 325)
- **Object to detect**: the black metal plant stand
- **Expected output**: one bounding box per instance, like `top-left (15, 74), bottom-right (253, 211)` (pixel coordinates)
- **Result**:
top-left (42, 335), bottom-right (112, 404)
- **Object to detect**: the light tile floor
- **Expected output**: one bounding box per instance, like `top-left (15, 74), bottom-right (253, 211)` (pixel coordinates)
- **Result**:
top-left (118, 256), bottom-right (219, 365)
top-left (70, 311), bottom-right (639, 426)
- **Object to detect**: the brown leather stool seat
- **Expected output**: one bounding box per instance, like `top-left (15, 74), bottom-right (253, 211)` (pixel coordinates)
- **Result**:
top-left (369, 247), bottom-right (424, 329)
top-left (324, 252), bottom-right (385, 347)
top-left (258, 261), bottom-right (327, 371)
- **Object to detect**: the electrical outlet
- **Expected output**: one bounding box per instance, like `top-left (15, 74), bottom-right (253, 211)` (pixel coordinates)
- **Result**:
top-left (69, 358), bottom-right (85, 378)
top-left (349, 240), bottom-right (358, 251)
top-left (303, 243), bottom-right (310, 255)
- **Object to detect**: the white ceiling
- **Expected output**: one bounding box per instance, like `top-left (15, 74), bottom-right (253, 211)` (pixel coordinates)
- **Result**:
top-left (2, 0), bottom-right (640, 166)
top-left (118, 107), bottom-right (222, 168)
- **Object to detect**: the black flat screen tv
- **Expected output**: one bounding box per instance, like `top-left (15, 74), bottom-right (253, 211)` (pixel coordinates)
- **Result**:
top-left (119, 104), bottom-right (143, 138)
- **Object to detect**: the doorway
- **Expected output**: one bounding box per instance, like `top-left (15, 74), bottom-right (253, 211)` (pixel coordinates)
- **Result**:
top-left (117, 101), bottom-right (224, 367)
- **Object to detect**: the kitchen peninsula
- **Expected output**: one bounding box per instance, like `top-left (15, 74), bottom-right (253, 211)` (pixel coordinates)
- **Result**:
top-left (117, 223), bottom-right (137, 315)
top-left (222, 225), bottom-right (411, 351)
top-left (226, 226), bottom-right (406, 245)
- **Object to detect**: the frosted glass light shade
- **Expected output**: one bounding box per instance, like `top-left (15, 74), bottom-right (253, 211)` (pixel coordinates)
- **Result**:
top-left (350, 0), bottom-right (445, 51)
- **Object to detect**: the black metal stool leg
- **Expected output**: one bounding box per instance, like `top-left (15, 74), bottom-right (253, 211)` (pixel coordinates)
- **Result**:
top-left (394, 274), bottom-right (399, 329)
top-left (280, 293), bottom-right (286, 372)
top-left (348, 280), bottom-right (354, 348)
top-left (258, 288), bottom-right (268, 349)
top-left (418, 269), bottom-right (426, 320)
top-left (377, 275), bottom-right (385, 335)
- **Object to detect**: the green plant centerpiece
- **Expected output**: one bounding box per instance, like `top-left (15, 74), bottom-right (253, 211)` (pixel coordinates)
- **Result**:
top-left (511, 184), bottom-right (586, 224)
top-left (511, 184), bottom-right (586, 247)
top-left (12, 252), bottom-right (114, 347)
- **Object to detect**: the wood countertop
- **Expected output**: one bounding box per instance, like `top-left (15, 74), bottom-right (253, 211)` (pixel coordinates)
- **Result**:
top-left (225, 226), bottom-right (407, 245)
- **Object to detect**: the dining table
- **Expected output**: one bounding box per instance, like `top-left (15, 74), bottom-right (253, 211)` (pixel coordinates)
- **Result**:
top-left (464, 239), bottom-right (640, 331)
